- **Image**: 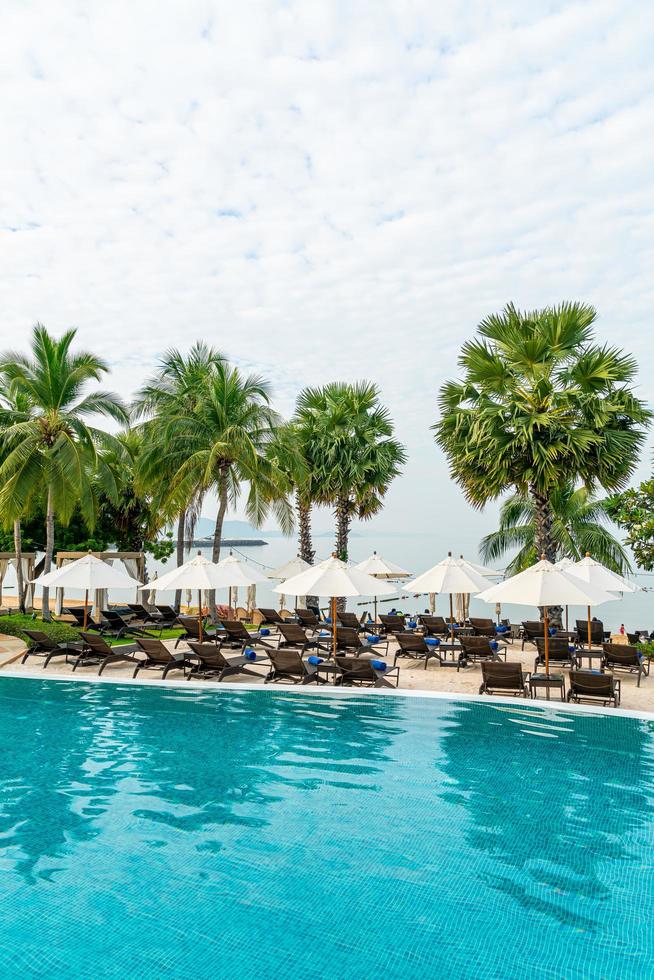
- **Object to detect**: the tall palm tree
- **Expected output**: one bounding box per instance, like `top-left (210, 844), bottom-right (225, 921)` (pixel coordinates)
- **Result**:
top-left (435, 302), bottom-right (651, 561)
top-left (0, 386), bottom-right (33, 613)
top-left (133, 342), bottom-right (224, 607)
top-left (480, 485), bottom-right (631, 576)
top-left (0, 325), bottom-right (128, 619)
top-left (157, 361), bottom-right (293, 611)
top-left (266, 423), bottom-right (312, 562)
top-left (295, 382), bottom-right (406, 562)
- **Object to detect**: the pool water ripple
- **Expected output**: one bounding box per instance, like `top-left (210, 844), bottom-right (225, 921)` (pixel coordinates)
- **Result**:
top-left (0, 676), bottom-right (653, 978)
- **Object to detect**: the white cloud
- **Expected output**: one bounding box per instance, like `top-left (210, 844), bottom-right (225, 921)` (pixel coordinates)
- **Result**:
top-left (0, 0), bottom-right (652, 549)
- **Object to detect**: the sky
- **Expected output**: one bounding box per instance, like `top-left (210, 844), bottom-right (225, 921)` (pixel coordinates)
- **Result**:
top-left (1, 0), bottom-right (653, 552)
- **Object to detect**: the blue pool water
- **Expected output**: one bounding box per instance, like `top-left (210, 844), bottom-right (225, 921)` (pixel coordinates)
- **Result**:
top-left (0, 678), bottom-right (653, 978)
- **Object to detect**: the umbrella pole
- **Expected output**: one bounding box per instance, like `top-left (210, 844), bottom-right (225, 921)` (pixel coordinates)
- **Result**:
top-left (587, 605), bottom-right (592, 651)
top-left (331, 596), bottom-right (337, 661)
top-left (83, 590), bottom-right (88, 631)
top-left (199, 590), bottom-right (203, 643)
top-left (565, 604), bottom-right (569, 632)
top-left (374, 595), bottom-right (377, 623)
top-left (449, 593), bottom-right (454, 648)
top-left (544, 606), bottom-right (550, 677)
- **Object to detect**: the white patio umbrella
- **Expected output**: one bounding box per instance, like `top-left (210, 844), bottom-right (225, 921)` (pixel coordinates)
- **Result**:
top-left (212, 552), bottom-right (269, 612)
top-left (32, 553), bottom-right (143, 630)
top-left (273, 555), bottom-right (395, 659)
top-left (477, 559), bottom-right (616, 673)
top-left (407, 554), bottom-right (490, 636)
top-left (267, 556), bottom-right (311, 611)
top-left (354, 551), bottom-right (410, 621)
top-left (147, 553), bottom-right (225, 642)
top-left (565, 554), bottom-right (639, 649)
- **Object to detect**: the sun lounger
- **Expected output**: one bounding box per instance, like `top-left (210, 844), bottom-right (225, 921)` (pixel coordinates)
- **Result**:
top-left (521, 620), bottom-right (546, 649)
top-left (61, 606), bottom-right (104, 632)
top-left (100, 609), bottom-right (157, 638)
top-left (255, 608), bottom-right (286, 628)
top-left (174, 615), bottom-right (223, 647)
top-left (276, 623), bottom-right (332, 655)
top-left (76, 632), bottom-right (142, 675)
top-left (378, 614), bottom-right (407, 636)
top-left (133, 638), bottom-right (195, 679)
top-left (219, 619), bottom-right (275, 652)
top-left (567, 670), bottom-right (620, 707)
top-left (294, 608), bottom-right (323, 633)
top-left (394, 632), bottom-right (444, 669)
top-left (479, 660), bottom-right (530, 697)
top-left (127, 603), bottom-right (165, 627)
top-left (20, 630), bottom-right (73, 668)
top-left (460, 635), bottom-right (506, 665)
top-left (602, 643), bottom-right (650, 687)
top-left (534, 636), bottom-right (578, 672)
top-left (333, 626), bottom-right (389, 657)
top-left (334, 655), bottom-right (400, 688)
top-left (264, 649), bottom-right (327, 684)
top-left (336, 611), bottom-right (369, 633)
top-left (418, 615), bottom-right (449, 638)
top-left (576, 619), bottom-right (608, 645)
top-left (469, 617), bottom-right (497, 638)
top-left (186, 641), bottom-right (263, 681)
top-left (154, 605), bottom-right (180, 625)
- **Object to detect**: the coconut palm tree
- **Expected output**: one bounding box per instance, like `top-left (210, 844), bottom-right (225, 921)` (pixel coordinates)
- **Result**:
top-left (133, 342), bottom-right (224, 607)
top-left (0, 325), bottom-right (128, 618)
top-left (480, 484), bottom-right (631, 576)
top-left (157, 361), bottom-right (293, 611)
top-left (0, 385), bottom-right (33, 613)
top-left (295, 382), bottom-right (406, 563)
top-left (266, 422), bottom-right (312, 562)
top-left (435, 302), bottom-right (651, 561)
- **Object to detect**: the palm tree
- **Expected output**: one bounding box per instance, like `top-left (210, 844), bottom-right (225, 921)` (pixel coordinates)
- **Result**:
top-left (295, 382), bottom-right (406, 562)
top-left (266, 423), bottom-right (312, 562)
top-left (0, 386), bottom-right (32, 613)
top-left (435, 302), bottom-right (651, 562)
top-left (133, 342), bottom-right (224, 608)
top-left (480, 484), bottom-right (631, 576)
top-left (0, 325), bottom-right (128, 618)
top-left (157, 361), bottom-right (292, 611)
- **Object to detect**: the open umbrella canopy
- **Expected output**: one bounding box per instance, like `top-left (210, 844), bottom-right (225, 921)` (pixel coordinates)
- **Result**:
top-left (462, 559), bottom-right (502, 578)
top-left (32, 553), bottom-right (142, 590)
top-left (273, 556), bottom-right (396, 599)
top-left (565, 555), bottom-right (640, 595)
top-left (354, 551), bottom-right (410, 579)
top-left (406, 555), bottom-right (490, 595)
top-left (267, 556), bottom-right (311, 581)
top-left (212, 553), bottom-right (269, 587)
top-left (476, 559), bottom-right (616, 607)
top-left (147, 554), bottom-right (224, 592)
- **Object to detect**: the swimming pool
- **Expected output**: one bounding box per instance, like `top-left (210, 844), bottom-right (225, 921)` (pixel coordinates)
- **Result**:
top-left (0, 677), bottom-right (652, 978)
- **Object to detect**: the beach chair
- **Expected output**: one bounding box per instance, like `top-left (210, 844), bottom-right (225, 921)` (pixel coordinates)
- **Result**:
top-left (295, 608), bottom-right (322, 633)
top-left (77, 632), bottom-right (142, 675)
top-left (174, 615), bottom-right (223, 648)
top-left (576, 619), bottom-right (607, 645)
top-left (20, 630), bottom-right (73, 669)
top-left (154, 605), bottom-right (180, 625)
top-left (336, 610), bottom-right (369, 633)
top-left (419, 615), bottom-right (449, 639)
top-left (378, 614), bottom-right (406, 636)
top-left (521, 621), bottom-right (546, 649)
top-left (276, 622), bottom-right (332, 655)
top-left (334, 655), bottom-right (400, 689)
top-left (469, 617), bottom-right (496, 639)
top-left (334, 626), bottom-right (389, 657)
top-left (460, 635), bottom-right (505, 666)
top-left (186, 641), bottom-right (263, 681)
top-left (567, 670), bottom-right (620, 707)
top-left (100, 609), bottom-right (156, 639)
top-left (534, 636), bottom-right (578, 673)
top-left (602, 643), bottom-right (650, 687)
top-left (218, 619), bottom-right (275, 652)
top-left (133, 638), bottom-right (195, 679)
top-left (255, 608), bottom-right (286, 629)
top-left (61, 606), bottom-right (105, 632)
top-left (394, 632), bottom-right (444, 669)
top-left (127, 603), bottom-right (165, 628)
top-left (264, 649), bottom-right (327, 685)
top-left (479, 661), bottom-right (530, 697)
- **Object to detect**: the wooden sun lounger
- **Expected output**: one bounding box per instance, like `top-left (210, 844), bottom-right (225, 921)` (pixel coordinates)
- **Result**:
top-left (479, 660), bottom-right (530, 697)
top-left (133, 638), bottom-right (195, 679)
top-left (567, 670), bottom-right (621, 707)
top-left (186, 641), bottom-right (263, 681)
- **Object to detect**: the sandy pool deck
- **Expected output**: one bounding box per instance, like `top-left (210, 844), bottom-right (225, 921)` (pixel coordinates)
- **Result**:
top-left (1, 633), bottom-right (653, 714)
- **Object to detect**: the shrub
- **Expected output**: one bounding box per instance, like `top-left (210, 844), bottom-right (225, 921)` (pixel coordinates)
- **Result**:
top-left (0, 614), bottom-right (81, 647)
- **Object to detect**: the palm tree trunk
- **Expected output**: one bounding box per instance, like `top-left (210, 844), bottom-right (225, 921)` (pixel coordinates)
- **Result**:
top-left (207, 465), bottom-right (229, 620)
top-left (174, 508), bottom-right (186, 612)
top-left (530, 485), bottom-right (562, 625)
top-left (13, 519), bottom-right (25, 615)
top-left (335, 495), bottom-right (351, 612)
top-left (296, 491), bottom-right (317, 608)
top-left (42, 486), bottom-right (55, 621)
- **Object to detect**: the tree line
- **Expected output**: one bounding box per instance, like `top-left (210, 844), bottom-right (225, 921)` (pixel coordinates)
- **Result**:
top-left (0, 327), bottom-right (406, 618)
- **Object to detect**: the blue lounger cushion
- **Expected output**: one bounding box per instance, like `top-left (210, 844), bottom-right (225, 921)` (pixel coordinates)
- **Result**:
top-left (424, 638), bottom-right (440, 646)
top-left (371, 660), bottom-right (387, 671)
top-left (243, 648), bottom-right (257, 661)
top-left (490, 640), bottom-right (499, 652)
top-left (307, 655), bottom-right (324, 666)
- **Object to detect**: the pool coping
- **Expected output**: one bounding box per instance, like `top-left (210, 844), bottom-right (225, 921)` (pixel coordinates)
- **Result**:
top-left (2, 666), bottom-right (653, 722)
